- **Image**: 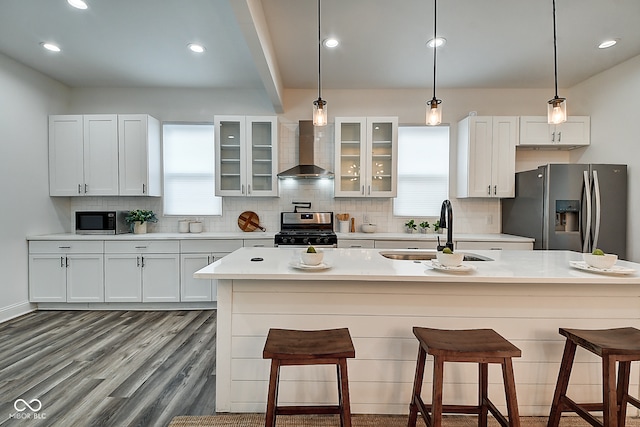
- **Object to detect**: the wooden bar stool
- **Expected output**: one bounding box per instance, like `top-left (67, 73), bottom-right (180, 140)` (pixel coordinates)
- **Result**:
top-left (408, 327), bottom-right (522, 427)
top-left (547, 327), bottom-right (640, 427)
top-left (262, 328), bottom-right (355, 427)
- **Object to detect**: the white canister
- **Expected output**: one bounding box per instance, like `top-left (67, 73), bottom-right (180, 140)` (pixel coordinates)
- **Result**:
top-left (189, 221), bottom-right (203, 233)
top-left (178, 220), bottom-right (190, 233)
top-left (338, 221), bottom-right (350, 233)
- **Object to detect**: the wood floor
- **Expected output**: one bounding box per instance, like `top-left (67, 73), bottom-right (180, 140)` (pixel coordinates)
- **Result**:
top-left (0, 310), bottom-right (217, 427)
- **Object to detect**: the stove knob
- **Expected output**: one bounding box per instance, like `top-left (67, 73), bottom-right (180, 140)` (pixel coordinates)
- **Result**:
top-left (302, 237), bottom-right (309, 244)
top-left (314, 237), bottom-right (322, 244)
top-left (323, 237), bottom-right (329, 244)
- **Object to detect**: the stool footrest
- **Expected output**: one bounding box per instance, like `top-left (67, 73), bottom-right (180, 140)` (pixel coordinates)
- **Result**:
top-left (562, 397), bottom-right (606, 427)
top-left (276, 405), bottom-right (341, 416)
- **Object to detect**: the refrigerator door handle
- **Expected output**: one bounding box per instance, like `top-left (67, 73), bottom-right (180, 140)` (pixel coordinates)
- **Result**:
top-left (592, 170), bottom-right (601, 251)
top-left (582, 170), bottom-right (592, 253)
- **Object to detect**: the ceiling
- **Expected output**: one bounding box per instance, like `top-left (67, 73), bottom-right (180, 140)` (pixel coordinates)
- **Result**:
top-left (1, 0), bottom-right (639, 112)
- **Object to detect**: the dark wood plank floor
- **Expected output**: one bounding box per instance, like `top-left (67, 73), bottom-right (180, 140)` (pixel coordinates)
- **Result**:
top-left (0, 310), bottom-right (217, 427)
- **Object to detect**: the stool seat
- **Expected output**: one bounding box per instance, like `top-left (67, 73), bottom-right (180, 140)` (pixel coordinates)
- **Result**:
top-left (408, 327), bottom-right (521, 427)
top-left (548, 327), bottom-right (640, 427)
top-left (262, 328), bottom-right (355, 427)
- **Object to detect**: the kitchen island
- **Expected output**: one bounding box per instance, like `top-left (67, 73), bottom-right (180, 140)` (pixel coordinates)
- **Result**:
top-left (194, 247), bottom-right (640, 416)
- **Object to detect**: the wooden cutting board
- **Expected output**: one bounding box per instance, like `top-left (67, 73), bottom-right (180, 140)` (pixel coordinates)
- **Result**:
top-left (237, 211), bottom-right (265, 232)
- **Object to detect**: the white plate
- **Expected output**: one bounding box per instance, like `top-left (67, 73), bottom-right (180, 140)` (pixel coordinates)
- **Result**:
top-left (289, 261), bottom-right (331, 271)
top-left (569, 261), bottom-right (636, 275)
top-left (429, 260), bottom-right (477, 273)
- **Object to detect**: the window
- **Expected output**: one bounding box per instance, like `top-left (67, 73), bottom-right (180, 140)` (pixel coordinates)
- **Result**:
top-left (163, 123), bottom-right (222, 216)
top-left (393, 125), bottom-right (449, 217)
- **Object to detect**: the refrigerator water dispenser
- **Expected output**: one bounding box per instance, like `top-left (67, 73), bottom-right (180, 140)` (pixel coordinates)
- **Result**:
top-left (555, 200), bottom-right (579, 232)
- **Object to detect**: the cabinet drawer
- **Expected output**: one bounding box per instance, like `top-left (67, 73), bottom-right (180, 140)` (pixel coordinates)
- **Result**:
top-left (105, 240), bottom-right (179, 253)
top-left (243, 238), bottom-right (274, 248)
top-left (338, 239), bottom-right (375, 248)
top-left (455, 241), bottom-right (533, 250)
top-left (374, 240), bottom-right (436, 249)
top-left (181, 239), bottom-right (243, 253)
top-left (29, 241), bottom-right (103, 254)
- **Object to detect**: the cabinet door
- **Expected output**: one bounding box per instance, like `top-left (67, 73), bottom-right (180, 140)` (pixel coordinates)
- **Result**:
top-left (66, 254), bottom-right (104, 302)
top-left (104, 254), bottom-right (142, 302)
top-left (142, 254), bottom-right (180, 302)
top-left (181, 253), bottom-right (212, 302)
top-left (466, 117), bottom-right (494, 197)
top-left (366, 117), bottom-right (398, 197)
top-left (335, 118), bottom-right (367, 197)
top-left (29, 254), bottom-right (67, 302)
top-left (555, 117), bottom-right (590, 146)
top-left (519, 117), bottom-right (553, 146)
top-left (246, 117), bottom-right (278, 196)
top-left (118, 115), bottom-right (161, 196)
top-left (492, 117), bottom-right (517, 198)
top-left (215, 116), bottom-right (246, 196)
top-left (49, 115), bottom-right (84, 196)
top-left (210, 252), bottom-right (231, 301)
top-left (83, 115), bottom-right (119, 195)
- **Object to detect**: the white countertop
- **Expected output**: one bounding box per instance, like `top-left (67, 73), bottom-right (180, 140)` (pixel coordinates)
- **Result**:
top-left (338, 232), bottom-right (534, 242)
top-left (194, 247), bottom-right (639, 284)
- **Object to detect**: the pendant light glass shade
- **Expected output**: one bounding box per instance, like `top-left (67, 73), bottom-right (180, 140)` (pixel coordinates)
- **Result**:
top-left (547, 0), bottom-right (567, 124)
top-left (426, 98), bottom-right (442, 126)
top-left (313, 98), bottom-right (327, 126)
top-left (426, 0), bottom-right (442, 126)
top-left (313, 0), bottom-right (327, 127)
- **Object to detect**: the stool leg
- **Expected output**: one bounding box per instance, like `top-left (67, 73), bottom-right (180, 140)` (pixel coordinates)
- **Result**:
top-left (479, 362), bottom-right (488, 427)
top-left (337, 358), bottom-right (352, 427)
top-left (408, 347), bottom-right (427, 427)
top-left (502, 357), bottom-right (521, 427)
top-left (617, 361), bottom-right (631, 427)
top-left (432, 354), bottom-right (445, 427)
top-left (264, 359), bottom-right (280, 427)
top-left (603, 355), bottom-right (617, 427)
top-left (547, 339), bottom-right (577, 427)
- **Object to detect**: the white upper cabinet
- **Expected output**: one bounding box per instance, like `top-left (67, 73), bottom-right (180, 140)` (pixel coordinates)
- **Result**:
top-left (457, 116), bottom-right (518, 198)
top-left (215, 115), bottom-right (278, 197)
top-left (519, 116), bottom-right (590, 148)
top-left (334, 117), bottom-right (398, 197)
top-left (49, 114), bottom-right (119, 196)
top-left (118, 114), bottom-right (161, 196)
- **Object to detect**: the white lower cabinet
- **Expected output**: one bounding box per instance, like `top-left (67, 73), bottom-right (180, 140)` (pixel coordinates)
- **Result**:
top-left (29, 241), bottom-right (104, 303)
top-left (104, 241), bottom-right (180, 303)
top-left (180, 240), bottom-right (243, 302)
top-left (455, 240), bottom-right (533, 250)
top-left (338, 239), bottom-right (375, 248)
top-left (374, 240), bottom-right (436, 249)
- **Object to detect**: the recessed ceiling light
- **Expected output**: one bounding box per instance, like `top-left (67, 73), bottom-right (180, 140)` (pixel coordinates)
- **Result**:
top-left (67, 0), bottom-right (88, 10)
top-left (188, 43), bottom-right (206, 53)
top-left (323, 38), bottom-right (339, 48)
top-left (427, 37), bottom-right (446, 48)
top-left (598, 39), bottom-right (617, 49)
top-left (41, 42), bottom-right (61, 52)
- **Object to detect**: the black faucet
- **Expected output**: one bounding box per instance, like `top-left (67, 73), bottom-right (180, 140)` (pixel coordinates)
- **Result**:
top-left (436, 199), bottom-right (454, 252)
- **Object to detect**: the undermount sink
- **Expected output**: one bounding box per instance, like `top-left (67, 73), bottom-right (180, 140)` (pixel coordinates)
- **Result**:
top-left (379, 251), bottom-right (493, 262)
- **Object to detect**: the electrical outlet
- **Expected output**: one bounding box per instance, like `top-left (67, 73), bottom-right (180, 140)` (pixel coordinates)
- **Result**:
top-left (363, 214), bottom-right (369, 224)
top-left (485, 215), bottom-right (493, 225)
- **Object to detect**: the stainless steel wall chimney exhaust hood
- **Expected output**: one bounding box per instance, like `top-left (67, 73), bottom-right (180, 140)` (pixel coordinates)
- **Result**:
top-left (277, 120), bottom-right (334, 179)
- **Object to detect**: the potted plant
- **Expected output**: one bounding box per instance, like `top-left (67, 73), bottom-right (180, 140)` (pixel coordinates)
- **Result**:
top-left (419, 221), bottom-right (430, 233)
top-left (404, 219), bottom-right (417, 233)
top-left (126, 209), bottom-right (158, 234)
top-left (433, 220), bottom-right (443, 234)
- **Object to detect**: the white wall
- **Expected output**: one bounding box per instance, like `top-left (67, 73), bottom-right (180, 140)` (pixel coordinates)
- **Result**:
top-left (569, 54), bottom-right (640, 261)
top-left (68, 86), bottom-right (563, 235)
top-left (0, 53), bottom-right (71, 322)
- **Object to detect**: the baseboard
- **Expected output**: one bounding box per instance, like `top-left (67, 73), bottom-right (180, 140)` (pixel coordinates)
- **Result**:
top-left (0, 301), bottom-right (37, 324)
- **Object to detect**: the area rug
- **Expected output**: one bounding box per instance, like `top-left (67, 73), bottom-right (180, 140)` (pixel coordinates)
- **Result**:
top-left (168, 414), bottom-right (640, 427)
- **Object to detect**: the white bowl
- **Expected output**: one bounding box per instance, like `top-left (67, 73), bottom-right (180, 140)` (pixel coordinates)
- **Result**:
top-left (582, 253), bottom-right (617, 269)
top-left (361, 224), bottom-right (377, 233)
top-left (436, 251), bottom-right (464, 267)
top-left (300, 249), bottom-right (324, 266)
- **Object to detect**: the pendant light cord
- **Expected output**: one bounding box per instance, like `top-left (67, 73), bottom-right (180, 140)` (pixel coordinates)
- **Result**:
top-left (432, 0), bottom-right (437, 100)
top-left (552, 0), bottom-right (558, 98)
top-left (317, 0), bottom-right (322, 100)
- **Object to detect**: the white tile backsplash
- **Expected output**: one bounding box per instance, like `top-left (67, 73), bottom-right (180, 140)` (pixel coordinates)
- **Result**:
top-left (70, 121), bottom-right (502, 235)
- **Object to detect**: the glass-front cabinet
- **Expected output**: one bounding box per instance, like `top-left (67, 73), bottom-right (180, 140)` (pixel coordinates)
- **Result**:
top-left (215, 116), bottom-right (278, 197)
top-left (334, 116), bottom-right (398, 197)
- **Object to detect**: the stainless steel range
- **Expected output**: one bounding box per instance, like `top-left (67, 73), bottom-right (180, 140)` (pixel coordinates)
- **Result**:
top-left (274, 212), bottom-right (337, 247)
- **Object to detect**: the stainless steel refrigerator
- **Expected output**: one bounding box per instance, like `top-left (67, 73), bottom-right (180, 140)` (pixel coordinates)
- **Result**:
top-left (501, 163), bottom-right (627, 259)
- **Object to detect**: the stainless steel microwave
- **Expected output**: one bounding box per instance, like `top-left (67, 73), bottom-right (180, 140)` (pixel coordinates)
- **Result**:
top-left (75, 211), bottom-right (130, 235)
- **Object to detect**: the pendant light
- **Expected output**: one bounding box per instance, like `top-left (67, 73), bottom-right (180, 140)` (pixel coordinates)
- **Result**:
top-left (547, 0), bottom-right (567, 124)
top-left (312, 0), bottom-right (327, 126)
top-left (426, 0), bottom-right (442, 126)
